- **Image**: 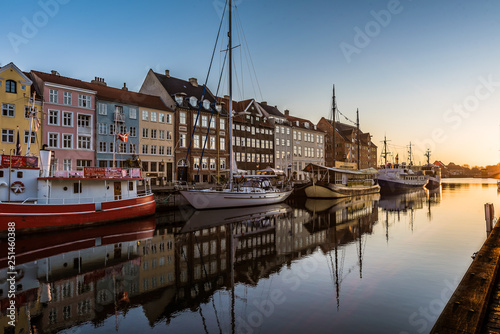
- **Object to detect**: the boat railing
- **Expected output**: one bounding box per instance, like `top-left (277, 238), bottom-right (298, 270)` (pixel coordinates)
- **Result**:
top-left (21, 192), bottom-right (151, 205)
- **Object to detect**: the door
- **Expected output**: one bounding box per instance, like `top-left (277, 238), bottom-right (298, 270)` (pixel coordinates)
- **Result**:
top-left (114, 182), bottom-right (122, 200)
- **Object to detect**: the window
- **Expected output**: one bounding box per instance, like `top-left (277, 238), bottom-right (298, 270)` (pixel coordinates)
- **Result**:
top-left (142, 144), bottom-right (148, 154)
top-left (1, 129), bottom-right (14, 143)
top-left (166, 146), bottom-right (172, 156)
top-left (48, 110), bottom-right (59, 125)
top-left (202, 115), bottom-right (208, 127)
top-left (159, 130), bottom-right (165, 140)
top-left (109, 124), bottom-right (115, 135)
top-left (98, 103), bottom-right (107, 115)
top-left (276, 138), bottom-right (279, 146)
top-left (166, 131), bottom-right (172, 140)
top-left (159, 146), bottom-right (165, 155)
top-left (109, 142), bottom-right (114, 153)
top-left (202, 157), bottom-right (208, 169)
top-left (74, 182), bottom-right (82, 193)
top-left (210, 158), bottom-right (216, 170)
top-left (78, 94), bottom-right (91, 108)
top-left (129, 143), bottom-right (136, 154)
top-left (2, 103), bottom-right (15, 117)
top-left (48, 133), bottom-right (59, 147)
top-left (78, 135), bottom-right (91, 149)
top-left (49, 89), bottom-right (58, 103)
top-left (63, 134), bottom-right (72, 148)
top-left (142, 110), bottom-right (149, 121)
top-left (129, 108), bottom-right (137, 119)
top-left (6, 80), bottom-right (16, 93)
top-left (63, 159), bottom-right (72, 171)
top-left (220, 118), bottom-right (225, 130)
top-left (236, 152), bottom-right (241, 162)
top-left (119, 142), bottom-right (126, 153)
top-left (25, 106), bottom-right (37, 118)
top-left (179, 112), bottom-right (186, 124)
top-left (142, 128), bottom-right (149, 138)
top-left (193, 135), bottom-right (200, 148)
top-left (151, 145), bottom-right (157, 154)
top-left (99, 141), bottom-right (107, 152)
top-left (209, 117), bottom-right (215, 129)
top-left (151, 129), bottom-right (157, 139)
top-left (210, 136), bottom-right (216, 150)
top-left (193, 157), bottom-right (200, 169)
top-left (62, 111), bottom-right (72, 127)
top-left (63, 92), bottom-right (72, 105)
top-left (150, 112), bottom-right (157, 122)
top-left (220, 137), bottom-right (225, 151)
top-left (158, 113), bottom-right (165, 123)
top-left (220, 158), bottom-right (226, 170)
top-left (129, 126), bottom-right (136, 137)
top-left (98, 123), bottom-right (107, 135)
top-left (166, 113), bottom-right (172, 124)
top-left (180, 133), bottom-right (187, 147)
top-left (24, 131), bottom-right (36, 144)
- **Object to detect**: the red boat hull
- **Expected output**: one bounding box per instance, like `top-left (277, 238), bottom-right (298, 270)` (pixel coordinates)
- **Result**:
top-left (0, 194), bottom-right (156, 233)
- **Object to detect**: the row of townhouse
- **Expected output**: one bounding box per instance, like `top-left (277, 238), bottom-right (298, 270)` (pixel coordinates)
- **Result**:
top-left (1, 62), bottom-right (377, 185)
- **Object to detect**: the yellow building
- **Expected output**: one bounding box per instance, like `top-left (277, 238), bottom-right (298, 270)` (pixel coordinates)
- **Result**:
top-left (0, 62), bottom-right (42, 157)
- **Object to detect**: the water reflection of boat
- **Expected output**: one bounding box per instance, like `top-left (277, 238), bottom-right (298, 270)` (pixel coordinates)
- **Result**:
top-left (180, 203), bottom-right (291, 233)
top-left (378, 188), bottom-right (427, 212)
top-left (0, 217), bottom-right (156, 268)
top-left (305, 193), bottom-right (380, 213)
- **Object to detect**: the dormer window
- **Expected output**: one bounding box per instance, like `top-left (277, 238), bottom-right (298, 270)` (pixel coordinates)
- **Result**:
top-left (174, 93), bottom-right (185, 106)
top-left (203, 99), bottom-right (210, 110)
top-left (189, 96), bottom-right (198, 108)
top-left (6, 80), bottom-right (16, 93)
top-left (215, 103), bottom-right (222, 112)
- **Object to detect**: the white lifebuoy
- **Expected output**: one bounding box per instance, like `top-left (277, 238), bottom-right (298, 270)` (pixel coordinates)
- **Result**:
top-left (11, 181), bottom-right (25, 194)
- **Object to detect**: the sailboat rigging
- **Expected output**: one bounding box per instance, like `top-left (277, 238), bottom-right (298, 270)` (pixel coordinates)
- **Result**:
top-left (179, 0), bottom-right (292, 209)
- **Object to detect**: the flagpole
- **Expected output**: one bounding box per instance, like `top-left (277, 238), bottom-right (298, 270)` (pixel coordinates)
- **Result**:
top-left (27, 92), bottom-right (36, 155)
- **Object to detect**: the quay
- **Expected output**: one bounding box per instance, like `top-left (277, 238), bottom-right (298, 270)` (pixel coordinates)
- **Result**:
top-left (431, 214), bottom-right (500, 333)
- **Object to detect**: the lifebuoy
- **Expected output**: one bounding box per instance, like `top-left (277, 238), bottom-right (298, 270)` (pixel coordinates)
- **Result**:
top-left (11, 181), bottom-right (25, 194)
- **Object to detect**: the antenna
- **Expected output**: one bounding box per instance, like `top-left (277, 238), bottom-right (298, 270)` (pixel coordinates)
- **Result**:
top-left (380, 135), bottom-right (391, 166)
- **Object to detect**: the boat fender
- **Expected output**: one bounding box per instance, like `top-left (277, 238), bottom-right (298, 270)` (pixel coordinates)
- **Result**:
top-left (11, 181), bottom-right (25, 194)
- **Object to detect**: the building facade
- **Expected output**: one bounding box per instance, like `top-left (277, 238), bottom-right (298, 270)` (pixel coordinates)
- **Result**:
top-left (0, 63), bottom-right (42, 157)
top-left (31, 70), bottom-right (96, 171)
top-left (258, 103), bottom-right (292, 174)
top-left (284, 113), bottom-right (325, 181)
top-left (317, 117), bottom-right (377, 169)
top-left (140, 69), bottom-right (229, 183)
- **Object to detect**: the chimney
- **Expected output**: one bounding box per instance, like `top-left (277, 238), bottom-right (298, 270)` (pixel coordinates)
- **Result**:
top-left (188, 77), bottom-right (198, 87)
top-left (261, 101), bottom-right (267, 105)
top-left (91, 77), bottom-right (107, 86)
top-left (165, 70), bottom-right (170, 77)
top-left (50, 70), bottom-right (60, 76)
top-left (284, 109), bottom-right (290, 116)
top-left (122, 82), bottom-right (128, 91)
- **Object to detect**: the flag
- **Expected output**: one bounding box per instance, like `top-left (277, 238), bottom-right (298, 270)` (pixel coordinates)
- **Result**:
top-left (118, 133), bottom-right (129, 143)
top-left (34, 117), bottom-right (41, 133)
top-left (16, 126), bottom-right (22, 156)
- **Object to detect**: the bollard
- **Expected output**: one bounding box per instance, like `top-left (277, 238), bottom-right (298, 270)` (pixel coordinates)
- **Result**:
top-left (485, 203), bottom-right (494, 234)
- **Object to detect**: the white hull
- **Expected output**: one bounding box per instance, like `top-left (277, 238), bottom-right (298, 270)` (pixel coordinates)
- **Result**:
top-left (304, 183), bottom-right (381, 199)
top-left (180, 188), bottom-right (293, 209)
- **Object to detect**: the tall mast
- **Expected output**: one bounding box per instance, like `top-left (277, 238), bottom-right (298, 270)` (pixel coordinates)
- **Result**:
top-left (381, 135), bottom-right (390, 166)
top-left (331, 84), bottom-right (336, 168)
top-left (408, 142), bottom-right (413, 166)
top-left (356, 109), bottom-right (360, 170)
top-left (27, 91), bottom-right (36, 155)
top-left (228, 0), bottom-right (234, 190)
top-left (425, 149), bottom-right (431, 165)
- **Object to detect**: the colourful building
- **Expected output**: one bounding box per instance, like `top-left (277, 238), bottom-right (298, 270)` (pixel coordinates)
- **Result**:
top-left (31, 70), bottom-right (97, 171)
top-left (0, 63), bottom-right (42, 157)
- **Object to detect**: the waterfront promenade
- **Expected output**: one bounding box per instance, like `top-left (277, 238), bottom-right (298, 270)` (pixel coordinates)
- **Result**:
top-left (431, 218), bottom-right (500, 333)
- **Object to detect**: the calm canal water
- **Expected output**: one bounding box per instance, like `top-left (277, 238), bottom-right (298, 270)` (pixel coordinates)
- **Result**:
top-left (1, 178), bottom-right (497, 334)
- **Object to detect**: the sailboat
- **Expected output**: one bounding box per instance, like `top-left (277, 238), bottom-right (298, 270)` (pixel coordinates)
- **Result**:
top-left (303, 85), bottom-right (380, 198)
top-left (179, 0), bottom-right (292, 209)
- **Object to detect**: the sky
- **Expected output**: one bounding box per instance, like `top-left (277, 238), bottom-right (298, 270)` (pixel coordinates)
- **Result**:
top-left (3, 0), bottom-right (500, 167)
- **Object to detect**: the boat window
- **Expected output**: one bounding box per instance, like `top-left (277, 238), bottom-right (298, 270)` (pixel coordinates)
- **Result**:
top-left (0, 171), bottom-right (3, 177)
top-left (17, 171), bottom-right (23, 178)
top-left (128, 181), bottom-right (134, 191)
top-left (73, 182), bottom-right (82, 193)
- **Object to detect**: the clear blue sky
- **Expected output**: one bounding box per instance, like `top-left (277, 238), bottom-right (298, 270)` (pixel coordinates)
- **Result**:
top-left (3, 0), bottom-right (500, 166)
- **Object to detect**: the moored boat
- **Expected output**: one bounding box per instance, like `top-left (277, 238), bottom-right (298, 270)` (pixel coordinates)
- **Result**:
top-left (0, 150), bottom-right (156, 233)
top-left (377, 164), bottom-right (428, 193)
top-left (303, 163), bottom-right (380, 198)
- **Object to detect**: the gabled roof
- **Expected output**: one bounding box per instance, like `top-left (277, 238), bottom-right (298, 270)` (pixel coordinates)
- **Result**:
top-left (0, 62), bottom-right (32, 85)
top-left (258, 102), bottom-right (285, 118)
top-left (30, 70), bottom-right (94, 93)
top-left (87, 82), bottom-right (172, 111)
top-left (285, 115), bottom-right (324, 132)
top-left (153, 71), bottom-right (218, 112)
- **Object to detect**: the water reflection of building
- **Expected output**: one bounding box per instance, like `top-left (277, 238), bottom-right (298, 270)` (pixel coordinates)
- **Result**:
top-left (1, 195), bottom-right (383, 332)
